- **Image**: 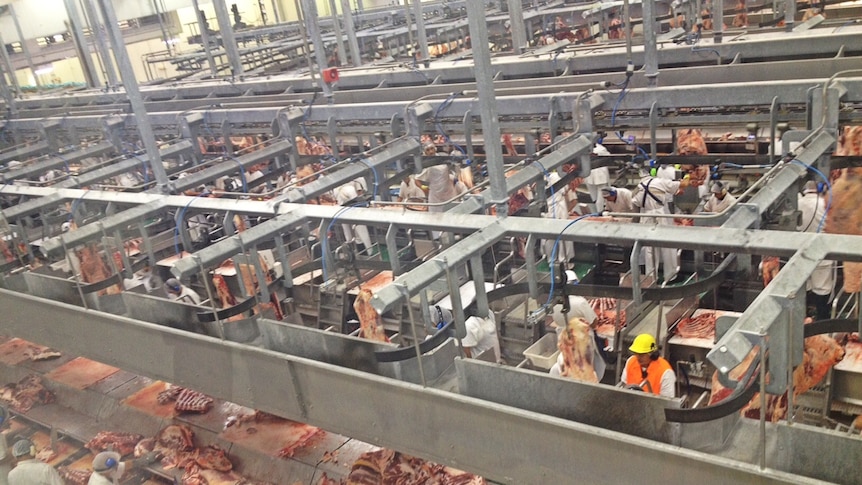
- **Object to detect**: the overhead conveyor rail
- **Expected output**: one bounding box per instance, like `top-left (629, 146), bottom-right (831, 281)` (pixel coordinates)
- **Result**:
top-left (3, 27), bottom-right (861, 120)
top-left (3, 76), bottom-right (861, 145)
top-left (0, 141), bottom-right (116, 183)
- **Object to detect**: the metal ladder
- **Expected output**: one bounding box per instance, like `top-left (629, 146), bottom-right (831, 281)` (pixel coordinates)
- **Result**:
top-left (793, 367), bottom-right (834, 426)
top-left (317, 284), bottom-right (346, 333)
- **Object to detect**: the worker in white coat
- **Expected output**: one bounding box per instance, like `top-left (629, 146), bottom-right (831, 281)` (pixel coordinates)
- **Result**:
top-left (655, 164), bottom-right (678, 209)
top-left (7, 439), bottom-right (63, 485)
top-left (0, 407), bottom-right (10, 485)
top-left (462, 310), bottom-right (502, 362)
top-left (334, 179), bottom-right (373, 252)
top-left (542, 171), bottom-right (574, 264)
top-left (426, 305), bottom-right (501, 362)
top-left (398, 174), bottom-right (426, 202)
top-left (702, 181), bottom-right (736, 213)
top-left (417, 144), bottom-right (462, 239)
top-left (585, 144), bottom-right (611, 213)
top-left (600, 186), bottom-right (634, 214)
top-left (632, 171), bottom-right (690, 283)
top-left (88, 452), bottom-right (125, 485)
top-left (164, 278), bottom-right (202, 305)
top-left (418, 143), bottom-right (461, 213)
top-left (798, 181), bottom-right (835, 320)
top-left (88, 450), bottom-right (159, 485)
top-left (123, 264), bottom-right (160, 292)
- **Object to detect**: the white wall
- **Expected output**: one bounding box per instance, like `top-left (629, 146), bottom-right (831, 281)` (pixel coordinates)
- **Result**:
top-left (0, 0), bottom-right (195, 40)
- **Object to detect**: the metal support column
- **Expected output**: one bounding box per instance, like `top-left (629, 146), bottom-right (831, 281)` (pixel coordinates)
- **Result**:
top-left (642, 0), bottom-right (659, 86)
top-left (340, 0), bottom-right (362, 66)
top-left (82, 0), bottom-right (119, 88)
top-left (300, 0), bottom-right (333, 97)
top-left (412, 0), bottom-right (429, 61)
top-left (94, 0), bottom-right (171, 192)
top-left (63, 0), bottom-right (99, 88)
top-left (8, 3), bottom-right (41, 89)
top-left (714, 0), bottom-right (724, 43)
top-left (0, 57), bottom-right (13, 114)
top-left (466, 1), bottom-right (508, 216)
top-left (507, 0), bottom-right (527, 54)
top-left (192, 0), bottom-right (218, 77)
top-left (328, 0), bottom-right (347, 66)
top-left (151, 0), bottom-right (172, 56)
top-left (402, 1), bottom-right (415, 52)
top-left (213, 0), bottom-right (245, 77)
top-left (0, 31), bottom-right (20, 99)
top-left (784, 0), bottom-right (796, 31)
top-left (271, 0), bottom-right (281, 23)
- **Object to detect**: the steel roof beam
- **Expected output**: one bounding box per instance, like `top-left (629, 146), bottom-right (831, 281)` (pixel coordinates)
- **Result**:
top-left (0, 140), bottom-right (50, 165)
top-left (276, 137), bottom-right (422, 204)
top-left (0, 141), bottom-right (116, 183)
top-left (7, 77), bottom-right (860, 136)
top-left (449, 133), bottom-right (594, 215)
top-left (55, 140), bottom-right (194, 189)
top-left (39, 200), bottom-right (169, 257)
top-left (169, 139), bottom-right (292, 194)
top-left (171, 209), bottom-right (308, 278)
top-left (4, 29), bottom-right (860, 115)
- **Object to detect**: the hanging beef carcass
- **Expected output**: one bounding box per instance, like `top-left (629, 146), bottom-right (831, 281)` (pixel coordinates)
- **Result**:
top-left (825, 167), bottom-right (862, 293)
top-left (353, 289), bottom-right (389, 343)
top-left (558, 317), bottom-right (599, 382)
top-left (709, 332), bottom-right (844, 422)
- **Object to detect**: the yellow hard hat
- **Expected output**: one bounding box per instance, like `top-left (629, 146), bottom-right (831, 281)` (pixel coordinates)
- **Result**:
top-left (629, 333), bottom-right (657, 354)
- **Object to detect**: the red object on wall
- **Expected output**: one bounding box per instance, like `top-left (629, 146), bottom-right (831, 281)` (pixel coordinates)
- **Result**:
top-left (323, 67), bottom-right (339, 83)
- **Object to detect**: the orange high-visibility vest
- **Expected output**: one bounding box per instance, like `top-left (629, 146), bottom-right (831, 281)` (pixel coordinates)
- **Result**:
top-left (624, 356), bottom-right (673, 395)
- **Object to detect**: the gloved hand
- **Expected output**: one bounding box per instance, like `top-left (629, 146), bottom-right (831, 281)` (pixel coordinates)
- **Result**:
top-left (132, 451), bottom-right (161, 468)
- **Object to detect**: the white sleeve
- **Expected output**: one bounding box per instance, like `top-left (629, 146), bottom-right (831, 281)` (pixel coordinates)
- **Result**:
top-left (461, 317), bottom-right (482, 348)
top-left (549, 353), bottom-right (565, 376)
top-left (660, 368), bottom-right (677, 397)
top-left (570, 297), bottom-right (598, 324)
top-left (48, 467), bottom-right (66, 485)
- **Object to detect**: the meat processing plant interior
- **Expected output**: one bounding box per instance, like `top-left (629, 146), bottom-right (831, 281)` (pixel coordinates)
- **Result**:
top-left (1, 0), bottom-right (862, 483)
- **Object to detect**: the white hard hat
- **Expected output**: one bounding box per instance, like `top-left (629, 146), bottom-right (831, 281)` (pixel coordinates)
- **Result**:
top-left (93, 451), bottom-right (125, 478)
